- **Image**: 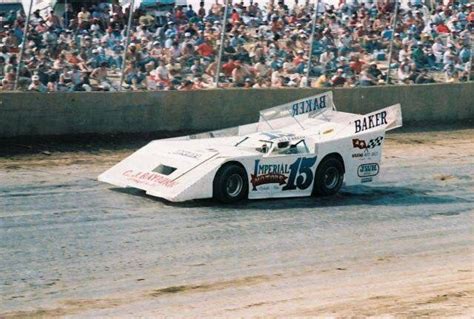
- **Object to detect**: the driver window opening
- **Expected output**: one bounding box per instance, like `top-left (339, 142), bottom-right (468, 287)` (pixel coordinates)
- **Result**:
top-left (256, 141), bottom-right (272, 154)
top-left (294, 140), bottom-right (309, 154)
top-left (273, 140), bottom-right (309, 155)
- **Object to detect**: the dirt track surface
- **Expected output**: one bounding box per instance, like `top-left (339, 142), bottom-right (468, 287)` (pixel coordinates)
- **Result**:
top-left (1, 129), bottom-right (473, 317)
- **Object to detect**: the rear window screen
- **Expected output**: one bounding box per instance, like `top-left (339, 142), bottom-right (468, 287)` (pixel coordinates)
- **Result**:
top-left (153, 164), bottom-right (177, 175)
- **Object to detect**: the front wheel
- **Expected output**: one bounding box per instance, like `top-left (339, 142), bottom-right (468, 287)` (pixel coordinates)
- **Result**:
top-left (313, 157), bottom-right (344, 196)
top-left (213, 164), bottom-right (248, 203)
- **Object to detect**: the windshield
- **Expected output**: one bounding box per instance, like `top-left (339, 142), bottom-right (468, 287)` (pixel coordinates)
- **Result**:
top-left (235, 136), bottom-right (310, 155)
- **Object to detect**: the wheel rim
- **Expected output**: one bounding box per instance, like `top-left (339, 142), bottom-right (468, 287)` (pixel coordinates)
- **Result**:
top-left (323, 167), bottom-right (339, 190)
top-left (226, 174), bottom-right (243, 197)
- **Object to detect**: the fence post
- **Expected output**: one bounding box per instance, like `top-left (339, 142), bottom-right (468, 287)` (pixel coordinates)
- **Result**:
top-left (14, 0), bottom-right (33, 91)
top-left (469, 40), bottom-right (473, 82)
top-left (306, 0), bottom-right (320, 87)
top-left (385, 0), bottom-right (399, 84)
top-left (214, 0), bottom-right (229, 87)
top-left (119, 0), bottom-right (136, 91)
top-left (64, 0), bottom-right (68, 28)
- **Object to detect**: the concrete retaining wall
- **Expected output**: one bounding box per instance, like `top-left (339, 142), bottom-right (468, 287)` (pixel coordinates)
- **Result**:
top-left (0, 82), bottom-right (472, 138)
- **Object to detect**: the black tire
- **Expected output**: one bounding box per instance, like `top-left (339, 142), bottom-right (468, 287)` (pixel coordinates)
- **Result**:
top-left (313, 157), bottom-right (344, 196)
top-left (213, 164), bottom-right (248, 203)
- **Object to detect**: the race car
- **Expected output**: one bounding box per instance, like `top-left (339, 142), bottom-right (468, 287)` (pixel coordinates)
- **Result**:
top-left (98, 91), bottom-right (402, 203)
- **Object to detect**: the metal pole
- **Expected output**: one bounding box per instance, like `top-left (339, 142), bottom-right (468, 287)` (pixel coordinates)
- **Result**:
top-left (64, 0), bottom-right (68, 29)
top-left (385, 0), bottom-right (399, 84)
top-left (119, 0), bottom-right (135, 90)
top-left (214, 0), bottom-right (229, 87)
top-left (14, 0), bottom-right (33, 91)
top-left (469, 40), bottom-right (473, 82)
top-left (305, 0), bottom-right (320, 86)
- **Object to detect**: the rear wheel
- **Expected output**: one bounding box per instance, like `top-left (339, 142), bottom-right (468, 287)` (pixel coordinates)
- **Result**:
top-left (213, 164), bottom-right (248, 203)
top-left (313, 157), bottom-right (344, 196)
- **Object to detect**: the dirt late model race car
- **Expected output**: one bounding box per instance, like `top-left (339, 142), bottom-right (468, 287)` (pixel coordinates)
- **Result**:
top-left (99, 91), bottom-right (402, 203)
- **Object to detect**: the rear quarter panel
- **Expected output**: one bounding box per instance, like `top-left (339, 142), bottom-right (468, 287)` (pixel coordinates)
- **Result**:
top-left (340, 130), bottom-right (386, 186)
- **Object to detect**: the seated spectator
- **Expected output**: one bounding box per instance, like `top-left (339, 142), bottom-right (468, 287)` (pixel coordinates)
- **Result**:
top-left (180, 79), bottom-right (194, 90)
top-left (196, 38), bottom-right (215, 57)
top-left (53, 54), bottom-right (69, 71)
top-left (349, 56), bottom-right (365, 74)
top-left (411, 43), bottom-right (426, 69)
top-left (124, 62), bottom-right (146, 90)
top-left (435, 21), bottom-right (450, 34)
top-left (359, 69), bottom-right (376, 86)
top-left (231, 60), bottom-right (251, 86)
top-left (459, 45), bottom-right (471, 63)
top-left (28, 75), bottom-right (47, 92)
top-left (70, 65), bottom-right (85, 91)
top-left (154, 60), bottom-right (171, 85)
top-left (0, 56), bottom-right (6, 80)
top-left (1, 71), bottom-right (15, 90)
top-left (415, 69), bottom-right (435, 84)
top-left (398, 58), bottom-right (415, 83)
top-left (222, 57), bottom-right (237, 76)
top-left (78, 7), bottom-right (91, 30)
top-left (367, 62), bottom-right (383, 79)
top-left (91, 62), bottom-right (113, 90)
top-left (330, 68), bottom-right (346, 87)
top-left (313, 71), bottom-right (331, 88)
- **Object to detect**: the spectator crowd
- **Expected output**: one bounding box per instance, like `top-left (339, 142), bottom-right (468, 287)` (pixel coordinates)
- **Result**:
top-left (0, 0), bottom-right (472, 92)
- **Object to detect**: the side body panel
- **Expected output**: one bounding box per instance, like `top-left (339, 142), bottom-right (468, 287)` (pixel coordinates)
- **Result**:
top-left (340, 130), bottom-right (386, 186)
top-left (301, 129), bottom-right (385, 190)
top-left (244, 154), bottom-right (318, 199)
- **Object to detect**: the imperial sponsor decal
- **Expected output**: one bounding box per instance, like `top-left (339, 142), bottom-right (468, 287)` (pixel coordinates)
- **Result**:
top-left (291, 95), bottom-right (327, 116)
top-left (251, 157), bottom-right (317, 191)
top-left (122, 170), bottom-right (177, 188)
top-left (357, 163), bottom-right (379, 177)
top-left (251, 160), bottom-right (289, 191)
top-left (354, 111), bottom-right (387, 133)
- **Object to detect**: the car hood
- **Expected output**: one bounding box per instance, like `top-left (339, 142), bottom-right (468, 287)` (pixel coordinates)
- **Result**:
top-left (98, 138), bottom-right (257, 201)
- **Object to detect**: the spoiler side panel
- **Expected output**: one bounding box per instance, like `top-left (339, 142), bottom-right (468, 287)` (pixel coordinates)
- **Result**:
top-left (353, 104), bottom-right (402, 134)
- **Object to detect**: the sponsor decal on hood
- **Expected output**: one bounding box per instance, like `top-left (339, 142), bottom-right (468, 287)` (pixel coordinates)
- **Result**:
top-left (123, 170), bottom-right (178, 187)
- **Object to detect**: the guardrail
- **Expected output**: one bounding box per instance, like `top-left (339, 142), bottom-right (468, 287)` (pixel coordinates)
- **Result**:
top-left (0, 82), bottom-right (472, 138)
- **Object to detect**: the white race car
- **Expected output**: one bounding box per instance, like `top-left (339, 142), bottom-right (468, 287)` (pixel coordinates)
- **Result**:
top-left (99, 91), bottom-right (402, 203)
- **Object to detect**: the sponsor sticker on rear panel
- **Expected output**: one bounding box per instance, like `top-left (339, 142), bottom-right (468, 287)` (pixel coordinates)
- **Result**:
top-left (357, 163), bottom-right (379, 177)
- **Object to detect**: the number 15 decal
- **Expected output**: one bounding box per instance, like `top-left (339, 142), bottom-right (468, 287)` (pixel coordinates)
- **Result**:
top-left (282, 156), bottom-right (317, 191)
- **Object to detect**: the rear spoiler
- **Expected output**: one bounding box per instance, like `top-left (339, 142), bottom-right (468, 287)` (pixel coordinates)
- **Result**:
top-left (259, 91), bottom-right (336, 119)
top-left (257, 91), bottom-right (336, 131)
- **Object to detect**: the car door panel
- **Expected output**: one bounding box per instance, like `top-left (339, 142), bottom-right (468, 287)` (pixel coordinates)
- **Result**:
top-left (247, 154), bottom-right (318, 199)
